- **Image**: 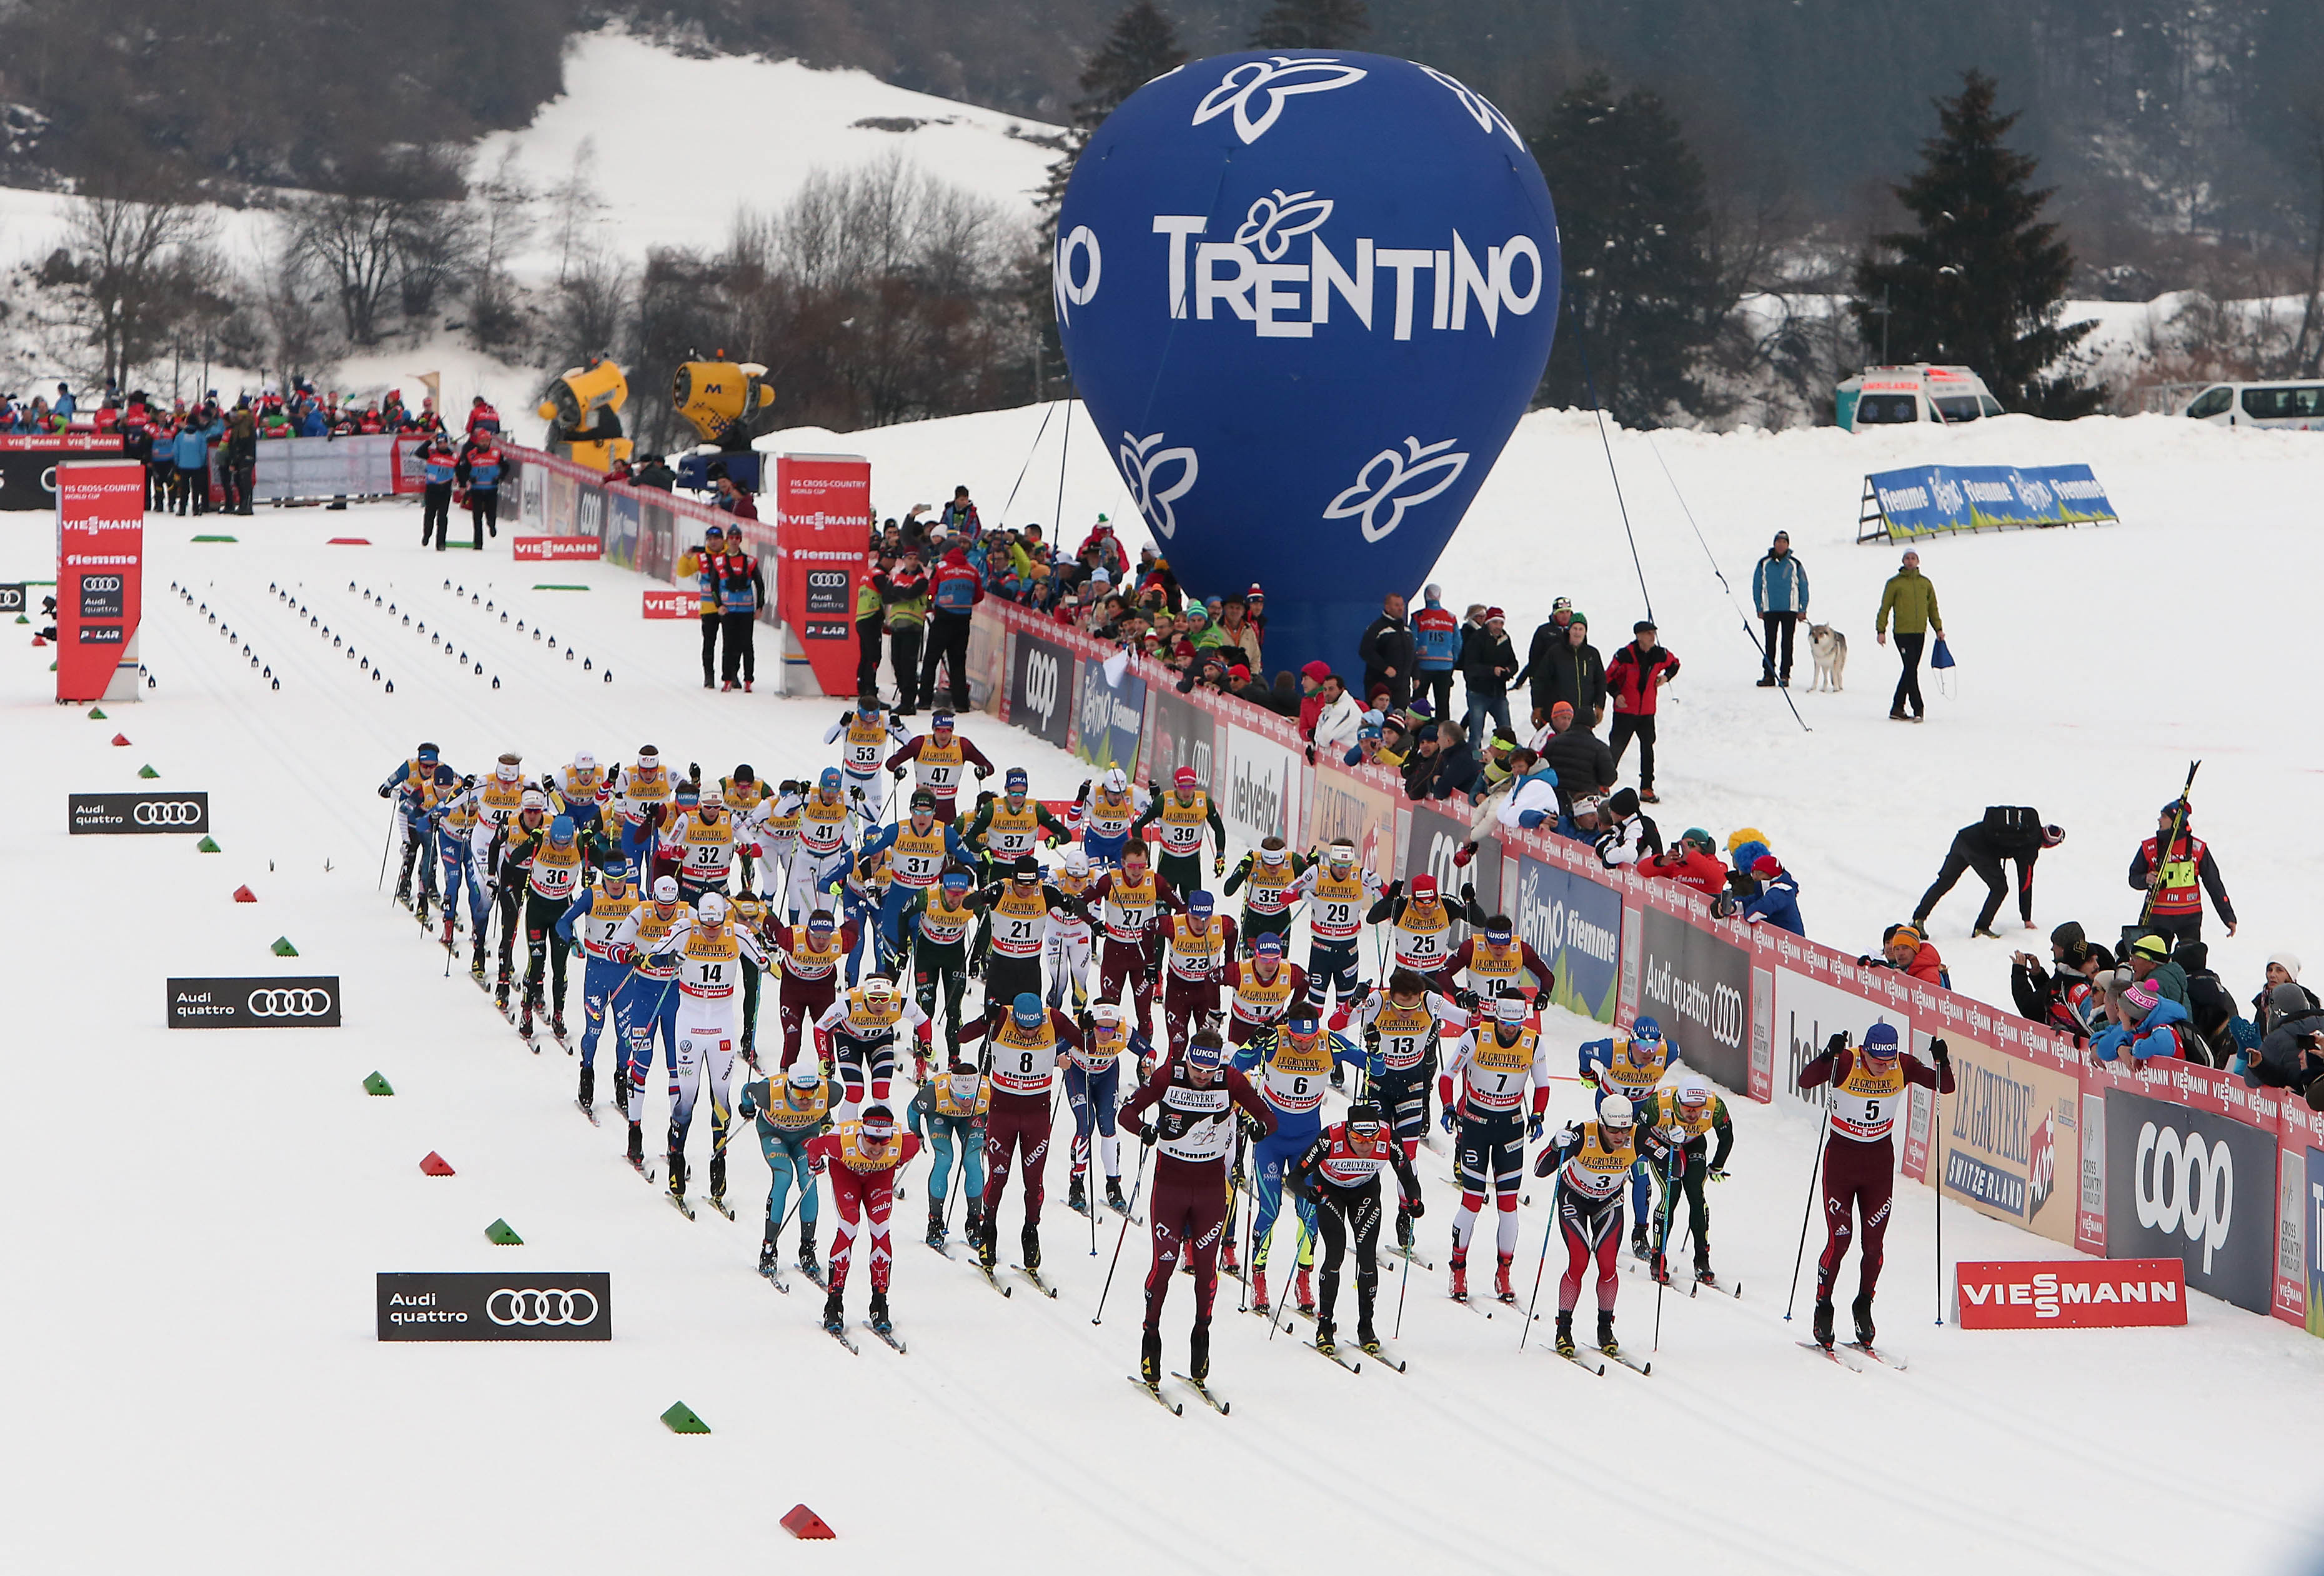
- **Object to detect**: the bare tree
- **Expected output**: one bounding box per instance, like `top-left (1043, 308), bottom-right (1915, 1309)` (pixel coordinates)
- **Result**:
top-left (289, 193), bottom-right (402, 344)
top-left (547, 136), bottom-right (603, 286)
top-left (49, 191), bottom-right (217, 387)
top-left (466, 147), bottom-right (536, 351)
top-left (393, 197), bottom-right (470, 324)
top-left (549, 246), bottom-right (632, 371)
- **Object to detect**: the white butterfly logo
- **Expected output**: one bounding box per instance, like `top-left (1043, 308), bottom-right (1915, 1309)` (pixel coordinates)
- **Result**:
top-left (1120, 432), bottom-right (1200, 541)
top-left (1192, 57), bottom-right (1368, 144)
top-left (1416, 64), bottom-right (1525, 150)
top-left (1232, 189), bottom-right (1334, 261)
top-left (1323, 437), bottom-right (1469, 543)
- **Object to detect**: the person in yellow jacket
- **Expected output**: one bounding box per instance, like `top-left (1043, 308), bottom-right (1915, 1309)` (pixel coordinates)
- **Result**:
top-left (1874, 549), bottom-right (1943, 723)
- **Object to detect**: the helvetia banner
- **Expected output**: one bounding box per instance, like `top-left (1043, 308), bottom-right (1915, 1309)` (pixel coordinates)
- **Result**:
top-left (1055, 52), bottom-right (1559, 671)
top-left (1866, 463), bottom-right (2118, 538)
top-left (377, 1272), bottom-right (611, 1341)
top-left (167, 976), bottom-right (342, 1028)
top-left (70, 791), bottom-right (208, 835)
top-left (54, 459), bottom-right (146, 703)
top-left (773, 452), bottom-right (870, 696)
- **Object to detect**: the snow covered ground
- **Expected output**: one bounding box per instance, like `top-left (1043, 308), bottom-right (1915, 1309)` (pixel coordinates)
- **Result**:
top-left (4, 407), bottom-right (2323, 1574)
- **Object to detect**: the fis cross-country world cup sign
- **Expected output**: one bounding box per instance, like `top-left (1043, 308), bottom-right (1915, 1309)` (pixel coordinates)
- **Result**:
top-left (1056, 52), bottom-right (1559, 671)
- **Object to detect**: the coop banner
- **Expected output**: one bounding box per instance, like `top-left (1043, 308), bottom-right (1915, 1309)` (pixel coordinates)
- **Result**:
top-left (1635, 904), bottom-right (1751, 1094)
top-left (1509, 853), bottom-right (1621, 1022)
top-left (773, 453), bottom-right (870, 696)
top-left (1867, 463), bottom-right (2118, 538)
top-left (2102, 1088), bottom-right (2277, 1315)
top-left (1007, 627), bottom-right (1075, 747)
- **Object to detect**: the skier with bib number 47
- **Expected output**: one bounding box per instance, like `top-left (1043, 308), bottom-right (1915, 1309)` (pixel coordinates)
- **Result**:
top-left (1795, 1023), bottom-right (1953, 1348)
top-left (1438, 990), bottom-right (1554, 1305)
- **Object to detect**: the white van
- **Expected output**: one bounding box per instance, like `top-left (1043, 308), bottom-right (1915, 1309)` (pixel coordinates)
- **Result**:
top-left (1835, 365), bottom-right (2005, 431)
top-left (2180, 381), bottom-right (2324, 430)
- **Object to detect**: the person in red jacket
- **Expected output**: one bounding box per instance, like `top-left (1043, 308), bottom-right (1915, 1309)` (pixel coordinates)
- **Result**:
top-left (1859, 922), bottom-right (1946, 986)
top-left (804, 1104), bottom-right (921, 1341)
top-left (916, 544), bottom-right (983, 714)
top-left (1605, 621), bottom-right (1680, 803)
top-left (1646, 827), bottom-right (1728, 897)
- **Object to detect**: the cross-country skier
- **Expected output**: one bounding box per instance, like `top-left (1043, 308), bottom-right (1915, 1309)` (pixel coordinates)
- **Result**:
top-left (747, 781), bottom-right (803, 905)
top-left (1085, 839), bottom-right (1176, 1040)
top-left (805, 1104), bottom-right (921, 1340)
top-left (432, 775), bottom-right (488, 964)
top-left (1042, 847), bottom-right (1099, 1012)
top-left (1131, 766), bottom-right (1228, 900)
top-left (961, 767), bottom-right (1071, 883)
top-left (1438, 990), bottom-right (1555, 1304)
top-left (772, 908), bottom-right (853, 1070)
top-left (1291, 837), bottom-right (1381, 1030)
top-left (1224, 838), bottom-right (1305, 954)
top-left (670, 786), bottom-right (753, 904)
top-left (1158, 891), bottom-right (1237, 1063)
top-left (377, 741), bottom-right (446, 913)
top-left (855, 788), bottom-right (972, 979)
top-left (1351, 969), bottom-right (1471, 1250)
top-left (1066, 1000), bottom-right (1146, 1215)
top-left (1288, 1099), bottom-right (1421, 1356)
top-left (1796, 1024), bottom-right (1953, 1347)
top-left (1579, 1016), bottom-right (1674, 1258)
top-left (1450, 909), bottom-right (1553, 1003)
top-left (813, 975), bottom-right (930, 1119)
top-left (1119, 1029), bottom-right (1276, 1391)
top-left (664, 891), bottom-right (767, 1212)
top-left (612, 745), bottom-right (674, 869)
top-left (483, 789), bottom-right (551, 1015)
top-left (607, 875), bottom-right (690, 1171)
top-left (956, 992), bottom-right (1081, 1275)
top-left (971, 855), bottom-right (1065, 1014)
top-left (559, 857), bottom-right (640, 1112)
top-left (1637, 1074), bottom-right (1734, 1285)
top-left (1232, 1007), bottom-right (1375, 1315)
top-left (1224, 932), bottom-right (1308, 1046)
top-left (738, 1059), bottom-right (837, 1280)
top-left (827, 694), bottom-right (907, 819)
top-left (459, 753), bottom-right (530, 987)
top-left (909, 1059), bottom-right (988, 1250)
top-left (905, 869), bottom-right (980, 1072)
top-left (1534, 1094), bottom-right (1638, 1357)
top-left (547, 749), bottom-right (613, 854)
top-left (886, 710), bottom-right (993, 825)
top-left (772, 768), bottom-right (859, 925)
top-left (1070, 767), bottom-right (1146, 868)
top-left (1369, 872), bottom-right (1464, 994)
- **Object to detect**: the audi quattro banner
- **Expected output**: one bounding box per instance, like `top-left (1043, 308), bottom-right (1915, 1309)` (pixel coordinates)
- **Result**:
top-left (70, 791), bottom-right (208, 835)
top-left (0, 582), bottom-right (24, 614)
top-left (772, 452), bottom-right (871, 696)
top-left (1954, 1259), bottom-right (2188, 1330)
top-left (1508, 850), bottom-right (1621, 1022)
top-left (166, 977), bottom-right (342, 1029)
top-left (1864, 462), bottom-right (2119, 540)
top-left (1007, 626), bottom-right (1076, 747)
top-left (54, 459), bottom-right (145, 704)
top-left (377, 1272), bottom-right (611, 1342)
top-left (1144, 684), bottom-right (1217, 792)
top-left (1935, 1033), bottom-right (2081, 1245)
top-left (1634, 903), bottom-right (1751, 1094)
top-left (1070, 651), bottom-right (1147, 777)
top-left (2102, 1087), bottom-right (2277, 1315)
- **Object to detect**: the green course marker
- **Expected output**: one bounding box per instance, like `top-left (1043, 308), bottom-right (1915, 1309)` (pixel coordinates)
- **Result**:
top-left (190, 534), bottom-right (239, 543)
top-left (362, 1071), bottom-right (395, 1096)
top-left (271, 937), bottom-right (300, 957)
top-left (138, 764), bottom-right (159, 779)
top-left (533, 584), bottom-right (590, 591)
top-left (660, 1402), bottom-right (711, 1435)
top-left (484, 1219), bottom-right (524, 1246)
top-left (196, 835), bottom-right (221, 852)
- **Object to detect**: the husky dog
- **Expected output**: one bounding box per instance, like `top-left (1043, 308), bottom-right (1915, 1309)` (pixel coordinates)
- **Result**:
top-left (1807, 624), bottom-right (1847, 692)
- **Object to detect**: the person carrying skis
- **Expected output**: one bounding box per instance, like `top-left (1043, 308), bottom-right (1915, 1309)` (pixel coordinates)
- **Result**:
top-left (2127, 799), bottom-right (2237, 946)
top-left (1120, 1029), bottom-right (1277, 1392)
top-left (1534, 1094), bottom-right (1639, 1357)
top-left (1231, 1007), bottom-right (1376, 1316)
top-left (1636, 1074), bottom-right (1734, 1285)
top-left (1288, 1099), bottom-right (1422, 1357)
top-left (1795, 1023), bottom-right (1953, 1349)
top-left (805, 1104), bottom-right (921, 1342)
top-left (738, 1060), bottom-right (837, 1280)
top-left (1439, 990), bottom-right (1555, 1305)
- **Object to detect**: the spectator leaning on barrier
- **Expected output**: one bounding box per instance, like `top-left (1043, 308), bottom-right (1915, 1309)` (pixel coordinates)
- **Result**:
top-left (1606, 620), bottom-right (1679, 804)
top-left (1647, 827), bottom-right (1729, 897)
top-left (1860, 922), bottom-right (1944, 985)
top-left (1359, 592), bottom-right (1414, 712)
top-left (1593, 787), bottom-right (1661, 869)
top-left (1752, 531), bottom-right (1809, 687)
top-left (1734, 854), bottom-right (1804, 933)
top-left (1425, 719), bottom-right (1482, 802)
top-left (1412, 585), bottom-right (1461, 721)
top-left (2123, 932), bottom-right (2190, 1009)
top-left (2255, 954), bottom-right (2317, 1036)
top-left (2171, 941), bottom-right (2251, 1064)
top-left (2092, 981), bottom-right (2200, 1065)
top-left (1541, 699), bottom-right (1617, 809)
top-left (2238, 986), bottom-right (2324, 1103)
top-left (1460, 607), bottom-right (1517, 744)
top-left (2011, 922), bottom-right (2115, 1039)
top-left (1875, 549), bottom-right (1941, 722)
top-left (1311, 674), bottom-right (1364, 762)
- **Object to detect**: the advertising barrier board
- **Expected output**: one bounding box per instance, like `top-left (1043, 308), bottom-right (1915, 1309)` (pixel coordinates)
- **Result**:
top-left (1, 432), bottom-right (123, 511)
top-left (1864, 462), bottom-right (2118, 540)
top-left (166, 976), bottom-right (342, 1029)
top-left (1509, 852), bottom-right (1621, 1021)
top-left (1939, 1034), bottom-right (2080, 1244)
top-left (1220, 722), bottom-right (1302, 850)
top-left (1954, 1259), bottom-right (2187, 1329)
top-left (772, 453), bottom-right (870, 696)
top-left (2102, 1087), bottom-right (2277, 1315)
top-left (1636, 903), bottom-right (1752, 1094)
top-left (1070, 652), bottom-right (1146, 777)
top-left (54, 459), bottom-right (145, 704)
top-left (513, 537), bottom-right (603, 562)
top-left (69, 791), bottom-right (209, 834)
top-left (376, 1272), bottom-right (612, 1342)
top-left (1008, 627), bottom-right (1075, 747)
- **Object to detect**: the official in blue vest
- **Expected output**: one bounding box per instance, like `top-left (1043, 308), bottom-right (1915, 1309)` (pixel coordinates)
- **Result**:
top-left (418, 435), bottom-right (458, 550)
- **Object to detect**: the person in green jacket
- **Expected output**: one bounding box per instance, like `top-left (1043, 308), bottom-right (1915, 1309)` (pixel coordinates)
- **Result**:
top-left (1875, 549), bottom-right (1944, 722)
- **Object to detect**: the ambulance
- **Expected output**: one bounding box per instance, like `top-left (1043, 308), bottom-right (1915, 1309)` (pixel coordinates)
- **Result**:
top-left (1835, 364), bottom-right (2005, 431)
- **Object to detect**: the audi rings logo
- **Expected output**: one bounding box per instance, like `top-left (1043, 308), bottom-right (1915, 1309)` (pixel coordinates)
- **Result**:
top-left (246, 987), bottom-right (334, 1018)
top-left (73, 790), bottom-right (209, 835)
top-left (83, 574), bottom-right (122, 592)
top-left (487, 1288), bottom-right (601, 1327)
top-left (2133, 1121), bottom-right (2233, 1273)
top-left (378, 1271), bottom-right (612, 1341)
top-left (1710, 982), bottom-right (1745, 1049)
top-left (168, 975), bottom-right (342, 1029)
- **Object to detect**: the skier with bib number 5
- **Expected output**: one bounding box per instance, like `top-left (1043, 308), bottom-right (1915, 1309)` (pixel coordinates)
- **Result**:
top-left (1795, 1023), bottom-right (1954, 1348)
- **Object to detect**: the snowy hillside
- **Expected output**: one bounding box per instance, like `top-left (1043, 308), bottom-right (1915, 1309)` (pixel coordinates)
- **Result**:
top-left (6, 396), bottom-right (2324, 1572)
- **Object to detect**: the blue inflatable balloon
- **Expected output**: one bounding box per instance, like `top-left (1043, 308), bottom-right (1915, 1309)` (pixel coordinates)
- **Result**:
top-left (1056, 51), bottom-right (1559, 673)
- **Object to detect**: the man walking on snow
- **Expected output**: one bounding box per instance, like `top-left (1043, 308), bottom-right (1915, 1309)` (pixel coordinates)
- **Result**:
top-left (1751, 531), bottom-right (1808, 687)
top-left (1875, 550), bottom-right (1942, 722)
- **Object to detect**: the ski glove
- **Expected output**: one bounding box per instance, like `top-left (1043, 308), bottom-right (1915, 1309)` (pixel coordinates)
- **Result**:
top-left (1929, 1036), bottom-right (1952, 1067)
top-left (1516, 810), bottom-right (1549, 829)
top-left (1527, 1114), bottom-right (1544, 1142)
top-left (1708, 1167), bottom-right (1728, 1184)
top-left (378, 784), bottom-right (393, 798)
top-left (1440, 1107), bottom-right (1458, 1135)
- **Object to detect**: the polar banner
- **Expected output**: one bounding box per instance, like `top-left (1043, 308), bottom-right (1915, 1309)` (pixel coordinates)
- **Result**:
top-left (1070, 651), bottom-right (1146, 777)
top-left (2102, 1088), bottom-right (2277, 1315)
top-left (1220, 721), bottom-right (1302, 849)
top-left (1008, 627), bottom-right (1075, 747)
top-left (166, 976), bottom-right (342, 1029)
top-left (69, 791), bottom-right (207, 835)
top-left (1636, 904), bottom-right (1751, 1095)
top-left (1864, 462), bottom-right (2119, 541)
top-left (1954, 1259), bottom-right (2187, 1330)
top-left (377, 1271), bottom-right (612, 1342)
top-left (1509, 852), bottom-right (1621, 1022)
top-left (1938, 1034), bottom-right (2081, 1245)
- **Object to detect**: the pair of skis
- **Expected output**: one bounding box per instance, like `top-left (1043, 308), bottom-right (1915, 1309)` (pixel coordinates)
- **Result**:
top-left (1798, 1339), bottom-right (1908, 1374)
top-left (1128, 1372), bottom-right (1229, 1416)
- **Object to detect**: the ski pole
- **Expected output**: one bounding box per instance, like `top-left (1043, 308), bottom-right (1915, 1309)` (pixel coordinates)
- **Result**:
top-left (1653, 1147), bottom-right (1677, 1352)
top-left (1932, 1045), bottom-right (1948, 1326)
top-left (1091, 1139), bottom-right (1150, 1325)
top-left (377, 800), bottom-right (402, 893)
top-left (1518, 1202), bottom-right (1559, 1351)
top-left (1263, 1211), bottom-right (1301, 1340)
top-left (1785, 1085), bottom-right (1837, 1323)
top-left (1393, 1219), bottom-right (1413, 1340)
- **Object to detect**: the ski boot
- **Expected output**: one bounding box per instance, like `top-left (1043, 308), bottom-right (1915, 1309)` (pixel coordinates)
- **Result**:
top-left (666, 1145), bottom-right (688, 1202)
top-left (926, 1200), bottom-right (947, 1249)
top-left (578, 1065), bottom-right (595, 1110)
top-left (975, 1217), bottom-right (998, 1272)
top-left (495, 970), bottom-right (513, 1014)
top-left (740, 1028), bottom-right (758, 1072)
top-left (1021, 1222), bottom-right (1042, 1272)
top-left (1812, 1298), bottom-right (1836, 1349)
top-left (550, 1011), bottom-right (567, 1042)
top-left (1068, 1172), bottom-right (1088, 1215)
top-left (1358, 1317), bottom-right (1381, 1356)
top-left (625, 1121), bottom-right (644, 1167)
top-left (1105, 1175), bottom-right (1128, 1213)
top-left (1597, 1309), bottom-right (1619, 1356)
top-left (798, 1229), bottom-right (823, 1284)
top-left (1852, 1292), bottom-right (1877, 1347)
top-left (1294, 1265), bottom-right (1316, 1316)
top-left (758, 1224), bottom-right (779, 1278)
top-left (821, 1287), bottom-right (845, 1335)
top-left (470, 942), bottom-right (487, 983)
top-left (1448, 1254), bottom-right (1469, 1304)
top-left (442, 913), bottom-right (458, 951)
top-left (1494, 1252), bottom-right (1516, 1304)
top-left (1314, 1315), bottom-right (1338, 1356)
top-left (1189, 1318), bottom-right (1212, 1384)
top-left (1252, 1268), bottom-right (1269, 1312)
top-left (1972, 926), bottom-right (2000, 940)
top-left (1140, 1327), bottom-right (1164, 1389)
top-left (867, 1289), bottom-right (891, 1337)
top-left (708, 1153), bottom-right (727, 1207)
top-left (1219, 1235), bottom-right (1240, 1276)
top-left (1649, 1249), bottom-right (1671, 1285)
top-left (415, 890), bottom-right (431, 929)
top-left (1329, 1064), bottom-right (1346, 1091)
top-left (1630, 1221), bottom-right (1651, 1261)
top-left (518, 999), bottom-right (535, 1038)
top-left (913, 1050), bottom-right (928, 1085)
top-left (1554, 1310), bottom-right (1576, 1357)
top-left (1694, 1247), bottom-right (1715, 1287)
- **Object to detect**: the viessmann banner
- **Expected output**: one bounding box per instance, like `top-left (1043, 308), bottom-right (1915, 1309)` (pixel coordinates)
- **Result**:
top-left (1867, 462), bottom-right (2119, 538)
